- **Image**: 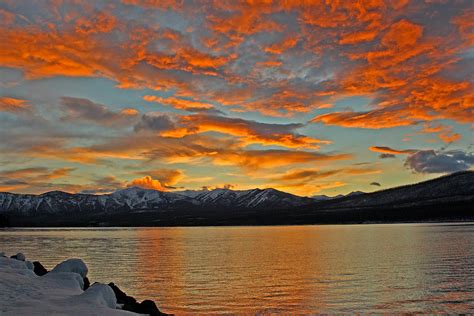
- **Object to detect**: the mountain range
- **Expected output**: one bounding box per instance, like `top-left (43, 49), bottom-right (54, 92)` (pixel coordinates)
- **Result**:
top-left (312, 191), bottom-right (364, 201)
top-left (0, 187), bottom-right (312, 216)
top-left (0, 171), bottom-right (473, 226)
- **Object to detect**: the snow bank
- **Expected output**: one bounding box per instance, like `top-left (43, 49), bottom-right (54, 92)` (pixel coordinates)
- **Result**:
top-left (0, 254), bottom-right (136, 315)
top-left (51, 258), bottom-right (88, 278)
top-left (80, 283), bottom-right (118, 309)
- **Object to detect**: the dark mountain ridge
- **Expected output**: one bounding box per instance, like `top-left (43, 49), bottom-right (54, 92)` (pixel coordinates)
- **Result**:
top-left (0, 171), bottom-right (473, 227)
top-left (313, 171), bottom-right (474, 210)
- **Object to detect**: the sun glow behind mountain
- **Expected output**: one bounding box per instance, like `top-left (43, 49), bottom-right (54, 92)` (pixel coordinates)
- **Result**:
top-left (0, 1), bottom-right (473, 197)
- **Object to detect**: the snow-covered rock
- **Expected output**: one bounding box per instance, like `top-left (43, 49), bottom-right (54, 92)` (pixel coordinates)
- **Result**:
top-left (79, 283), bottom-right (117, 309)
top-left (0, 254), bottom-right (135, 315)
top-left (12, 252), bottom-right (26, 261)
top-left (51, 258), bottom-right (88, 278)
top-left (25, 260), bottom-right (34, 270)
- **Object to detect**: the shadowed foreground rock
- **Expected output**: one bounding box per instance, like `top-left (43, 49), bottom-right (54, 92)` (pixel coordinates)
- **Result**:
top-left (109, 282), bottom-right (169, 316)
top-left (32, 261), bottom-right (48, 276)
top-left (83, 276), bottom-right (90, 290)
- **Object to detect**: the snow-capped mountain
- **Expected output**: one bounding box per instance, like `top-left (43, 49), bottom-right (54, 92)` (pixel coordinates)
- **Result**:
top-left (0, 187), bottom-right (312, 216)
top-left (176, 188), bottom-right (313, 208)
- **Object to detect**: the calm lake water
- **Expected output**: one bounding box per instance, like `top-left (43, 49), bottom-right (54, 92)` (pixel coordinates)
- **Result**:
top-left (1, 223), bottom-right (473, 314)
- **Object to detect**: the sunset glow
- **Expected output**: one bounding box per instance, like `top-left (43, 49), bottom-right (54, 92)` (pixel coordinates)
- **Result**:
top-left (0, 0), bottom-right (472, 196)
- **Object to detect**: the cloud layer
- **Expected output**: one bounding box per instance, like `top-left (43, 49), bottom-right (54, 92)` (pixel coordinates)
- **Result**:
top-left (405, 150), bottom-right (474, 174)
top-left (0, 1), bottom-right (472, 196)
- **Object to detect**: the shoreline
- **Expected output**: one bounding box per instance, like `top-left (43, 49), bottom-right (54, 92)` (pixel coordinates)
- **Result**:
top-left (2, 219), bottom-right (474, 229)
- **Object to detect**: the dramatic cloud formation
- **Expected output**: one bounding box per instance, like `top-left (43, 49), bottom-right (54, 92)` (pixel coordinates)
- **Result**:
top-left (133, 112), bottom-right (331, 149)
top-left (0, 1), bottom-right (472, 195)
top-left (128, 176), bottom-right (167, 191)
top-left (404, 150), bottom-right (474, 174)
top-left (161, 114), bottom-right (331, 149)
top-left (131, 169), bottom-right (184, 190)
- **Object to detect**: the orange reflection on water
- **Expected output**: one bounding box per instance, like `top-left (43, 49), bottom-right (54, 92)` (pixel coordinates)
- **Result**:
top-left (1, 224), bottom-right (473, 314)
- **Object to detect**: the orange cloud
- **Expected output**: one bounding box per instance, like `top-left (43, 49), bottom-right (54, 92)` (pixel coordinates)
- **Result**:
top-left (143, 45), bottom-right (235, 77)
top-left (420, 123), bottom-right (462, 144)
top-left (121, 0), bottom-right (184, 10)
top-left (128, 176), bottom-right (167, 191)
top-left (451, 9), bottom-right (474, 46)
top-left (311, 108), bottom-right (418, 129)
top-left (209, 10), bottom-right (283, 37)
top-left (339, 29), bottom-right (378, 45)
top-left (369, 146), bottom-right (417, 155)
top-left (406, 78), bottom-right (474, 124)
top-left (255, 59), bottom-right (283, 68)
top-left (120, 108), bottom-right (140, 116)
top-left (0, 167), bottom-right (75, 192)
top-left (47, 167), bottom-right (76, 179)
top-left (237, 88), bottom-right (326, 117)
top-left (127, 169), bottom-right (183, 191)
top-left (264, 37), bottom-right (298, 54)
top-left (0, 167), bottom-right (49, 179)
top-left (143, 95), bottom-right (215, 111)
top-left (133, 169), bottom-right (183, 189)
top-left (75, 12), bottom-right (117, 34)
top-left (156, 114), bottom-right (331, 149)
top-left (1, 0), bottom-right (472, 197)
top-left (0, 0), bottom-right (469, 130)
top-left (212, 150), bottom-right (351, 171)
top-left (274, 181), bottom-right (347, 196)
top-left (272, 166), bottom-right (380, 182)
top-left (0, 97), bottom-right (30, 113)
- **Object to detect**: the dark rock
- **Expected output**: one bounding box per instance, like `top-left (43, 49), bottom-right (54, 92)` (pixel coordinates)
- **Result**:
top-left (83, 277), bottom-right (90, 290)
top-left (108, 282), bottom-right (169, 315)
top-left (33, 261), bottom-right (48, 276)
top-left (137, 300), bottom-right (166, 316)
top-left (108, 282), bottom-right (137, 305)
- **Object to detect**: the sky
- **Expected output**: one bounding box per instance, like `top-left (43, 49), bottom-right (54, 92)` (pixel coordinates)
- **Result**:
top-left (0, 0), bottom-right (473, 197)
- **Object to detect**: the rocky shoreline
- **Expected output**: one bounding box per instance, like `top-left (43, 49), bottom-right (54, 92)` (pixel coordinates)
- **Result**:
top-left (0, 252), bottom-right (169, 315)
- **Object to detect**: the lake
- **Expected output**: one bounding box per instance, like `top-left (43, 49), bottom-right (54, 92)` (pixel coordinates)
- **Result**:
top-left (1, 223), bottom-right (473, 314)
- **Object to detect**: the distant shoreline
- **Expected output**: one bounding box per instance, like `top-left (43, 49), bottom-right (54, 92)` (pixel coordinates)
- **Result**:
top-left (2, 219), bottom-right (474, 229)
